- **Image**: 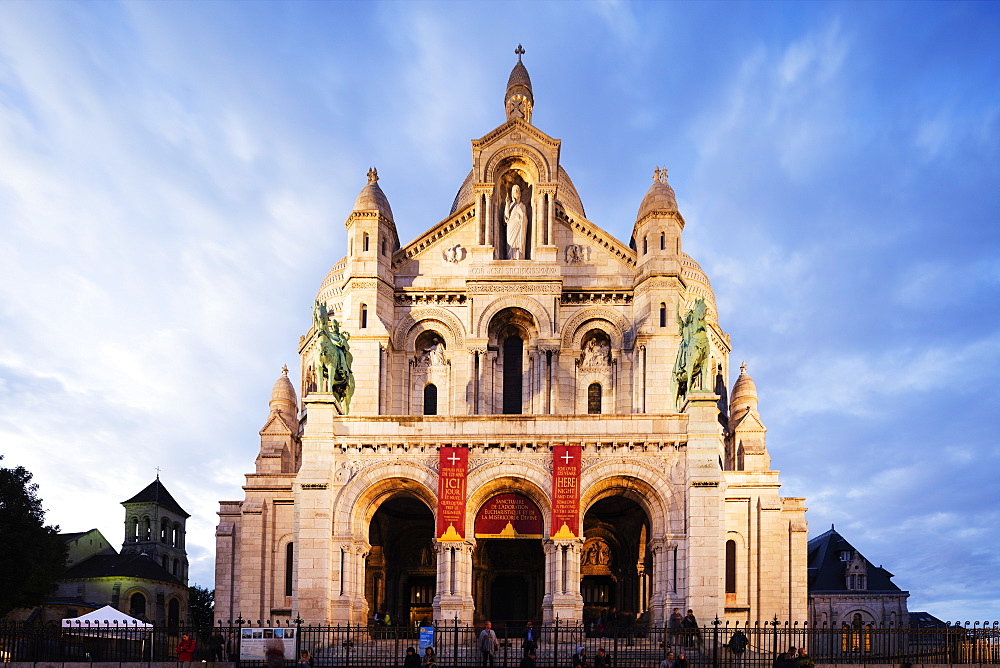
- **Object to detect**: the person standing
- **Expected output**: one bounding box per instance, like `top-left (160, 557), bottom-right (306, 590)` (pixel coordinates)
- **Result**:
top-left (522, 621), bottom-right (538, 658)
top-left (177, 634), bottom-right (196, 664)
top-left (479, 621), bottom-right (499, 668)
top-left (682, 610), bottom-right (700, 648)
top-left (728, 630), bottom-right (749, 667)
top-left (668, 609), bottom-right (683, 647)
top-left (264, 636), bottom-right (285, 668)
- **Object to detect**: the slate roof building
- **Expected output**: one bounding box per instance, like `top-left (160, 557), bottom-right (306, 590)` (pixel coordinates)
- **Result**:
top-left (808, 526), bottom-right (909, 630)
top-left (7, 479), bottom-right (190, 626)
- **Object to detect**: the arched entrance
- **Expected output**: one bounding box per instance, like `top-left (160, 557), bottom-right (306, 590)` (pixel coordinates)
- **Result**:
top-left (366, 495), bottom-right (436, 626)
top-left (582, 496), bottom-right (651, 631)
top-left (472, 493), bottom-right (544, 623)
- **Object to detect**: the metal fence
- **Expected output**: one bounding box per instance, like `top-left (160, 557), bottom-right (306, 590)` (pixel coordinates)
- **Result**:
top-left (3, 620), bottom-right (999, 667)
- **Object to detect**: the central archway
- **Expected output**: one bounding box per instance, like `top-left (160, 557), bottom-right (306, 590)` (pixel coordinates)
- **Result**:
top-left (472, 493), bottom-right (544, 623)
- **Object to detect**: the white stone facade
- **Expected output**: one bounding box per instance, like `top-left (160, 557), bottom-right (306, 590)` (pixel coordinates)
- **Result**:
top-left (215, 54), bottom-right (807, 628)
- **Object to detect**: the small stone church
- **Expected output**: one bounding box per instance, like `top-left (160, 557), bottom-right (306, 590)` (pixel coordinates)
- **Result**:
top-left (215, 50), bottom-right (808, 627)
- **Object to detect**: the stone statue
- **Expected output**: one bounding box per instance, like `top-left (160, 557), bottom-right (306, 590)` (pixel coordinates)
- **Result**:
top-left (313, 300), bottom-right (356, 413)
top-left (582, 337), bottom-right (610, 367)
top-left (671, 298), bottom-right (710, 409)
top-left (420, 337), bottom-right (446, 367)
top-left (504, 183), bottom-right (527, 260)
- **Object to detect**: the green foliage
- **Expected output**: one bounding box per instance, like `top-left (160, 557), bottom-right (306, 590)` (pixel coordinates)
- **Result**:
top-left (0, 455), bottom-right (68, 617)
top-left (188, 584), bottom-right (215, 628)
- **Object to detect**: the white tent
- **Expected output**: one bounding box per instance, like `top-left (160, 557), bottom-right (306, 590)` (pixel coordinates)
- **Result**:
top-left (62, 605), bottom-right (151, 634)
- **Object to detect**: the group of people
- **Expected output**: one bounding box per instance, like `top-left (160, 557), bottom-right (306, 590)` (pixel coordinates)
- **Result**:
top-left (667, 608), bottom-right (701, 648)
top-left (176, 633), bottom-right (238, 663)
top-left (774, 646), bottom-right (814, 668)
top-left (403, 645), bottom-right (437, 668)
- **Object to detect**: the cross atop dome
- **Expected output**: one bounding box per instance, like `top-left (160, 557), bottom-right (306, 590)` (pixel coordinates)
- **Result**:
top-left (515, 44), bottom-right (525, 61)
top-left (653, 166), bottom-right (669, 184)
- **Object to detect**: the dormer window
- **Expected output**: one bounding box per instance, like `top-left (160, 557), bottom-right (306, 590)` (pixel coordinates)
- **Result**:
top-left (839, 550), bottom-right (852, 561)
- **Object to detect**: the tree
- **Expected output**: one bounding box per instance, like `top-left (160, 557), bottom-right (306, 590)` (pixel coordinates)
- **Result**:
top-left (188, 584), bottom-right (215, 628)
top-left (0, 455), bottom-right (68, 617)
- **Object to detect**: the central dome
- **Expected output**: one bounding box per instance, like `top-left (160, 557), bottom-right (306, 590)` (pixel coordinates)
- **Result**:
top-left (449, 166), bottom-right (585, 217)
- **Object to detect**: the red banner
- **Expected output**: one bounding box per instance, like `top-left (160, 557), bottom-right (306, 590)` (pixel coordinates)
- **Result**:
top-left (551, 444), bottom-right (581, 538)
top-left (437, 447), bottom-right (468, 541)
top-left (475, 493), bottom-right (543, 538)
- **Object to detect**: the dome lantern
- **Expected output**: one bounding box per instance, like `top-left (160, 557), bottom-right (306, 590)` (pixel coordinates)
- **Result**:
top-left (505, 44), bottom-right (534, 124)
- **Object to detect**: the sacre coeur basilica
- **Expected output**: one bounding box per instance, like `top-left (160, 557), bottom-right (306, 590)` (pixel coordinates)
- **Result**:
top-left (215, 50), bottom-right (808, 629)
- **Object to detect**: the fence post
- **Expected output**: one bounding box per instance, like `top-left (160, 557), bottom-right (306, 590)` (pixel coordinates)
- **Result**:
top-left (712, 617), bottom-right (721, 668)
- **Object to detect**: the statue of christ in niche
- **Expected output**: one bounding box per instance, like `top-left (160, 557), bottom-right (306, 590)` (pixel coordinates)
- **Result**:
top-left (504, 183), bottom-right (527, 259)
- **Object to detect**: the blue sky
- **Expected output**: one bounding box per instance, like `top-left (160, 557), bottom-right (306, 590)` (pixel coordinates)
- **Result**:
top-left (1, 2), bottom-right (998, 622)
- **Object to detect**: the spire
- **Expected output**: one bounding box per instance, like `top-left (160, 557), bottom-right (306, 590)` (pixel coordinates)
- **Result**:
top-left (505, 44), bottom-right (534, 123)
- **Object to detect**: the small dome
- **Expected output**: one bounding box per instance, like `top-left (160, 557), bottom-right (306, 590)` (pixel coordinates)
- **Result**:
top-left (353, 167), bottom-right (394, 222)
top-left (636, 167), bottom-right (678, 221)
top-left (270, 365), bottom-right (298, 416)
top-left (730, 362), bottom-right (758, 418)
top-left (680, 252), bottom-right (718, 320)
top-left (507, 60), bottom-right (533, 96)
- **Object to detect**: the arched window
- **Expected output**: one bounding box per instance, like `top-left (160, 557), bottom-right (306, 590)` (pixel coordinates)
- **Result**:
top-left (660, 232), bottom-right (665, 250)
top-left (161, 518), bottom-right (170, 543)
top-left (162, 555), bottom-right (169, 570)
top-left (129, 517), bottom-right (139, 541)
top-left (363, 232), bottom-right (370, 252)
top-left (502, 336), bottom-right (523, 414)
top-left (285, 542), bottom-right (294, 597)
top-left (588, 383), bottom-right (602, 414)
top-left (423, 384), bottom-right (438, 415)
top-left (659, 303), bottom-right (666, 328)
top-left (360, 304), bottom-right (368, 329)
top-left (141, 517), bottom-right (151, 540)
top-left (171, 524), bottom-right (180, 547)
top-left (129, 592), bottom-right (146, 619)
top-left (167, 598), bottom-right (179, 634)
top-left (643, 236), bottom-right (648, 255)
top-left (725, 539), bottom-right (737, 593)
top-left (381, 238), bottom-right (386, 256)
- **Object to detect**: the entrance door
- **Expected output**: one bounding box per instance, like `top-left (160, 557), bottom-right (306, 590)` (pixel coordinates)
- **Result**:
top-left (474, 539), bottom-right (544, 623)
top-left (473, 493), bottom-right (545, 623)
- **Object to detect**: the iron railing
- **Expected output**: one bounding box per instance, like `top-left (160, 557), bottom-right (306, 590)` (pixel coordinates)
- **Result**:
top-left (2, 619), bottom-right (999, 666)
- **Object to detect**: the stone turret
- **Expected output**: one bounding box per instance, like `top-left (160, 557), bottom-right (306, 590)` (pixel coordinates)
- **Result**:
top-left (728, 363), bottom-right (769, 470)
top-left (631, 168), bottom-right (685, 283)
top-left (256, 366), bottom-right (301, 474)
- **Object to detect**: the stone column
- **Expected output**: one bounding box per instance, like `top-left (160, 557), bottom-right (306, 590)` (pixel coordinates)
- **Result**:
top-left (435, 541), bottom-right (475, 624)
top-left (649, 538), bottom-right (669, 626)
top-left (544, 539), bottom-right (584, 621)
